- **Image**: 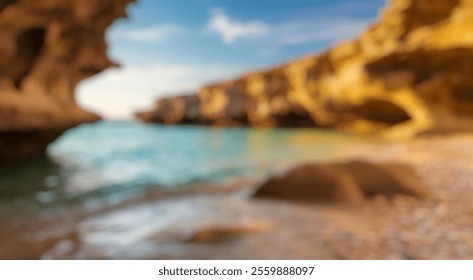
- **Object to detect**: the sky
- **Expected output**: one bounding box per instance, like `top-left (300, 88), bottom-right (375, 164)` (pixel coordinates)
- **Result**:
top-left (77, 0), bottom-right (386, 119)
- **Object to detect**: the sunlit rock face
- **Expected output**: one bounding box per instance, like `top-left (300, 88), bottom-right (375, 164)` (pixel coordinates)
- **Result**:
top-left (0, 0), bottom-right (134, 163)
top-left (140, 0), bottom-right (473, 137)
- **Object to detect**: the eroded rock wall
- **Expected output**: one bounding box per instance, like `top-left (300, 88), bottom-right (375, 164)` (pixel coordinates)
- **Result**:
top-left (139, 0), bottom-right (473, 138)
top-left (0, 0), bottom-right (134, 163)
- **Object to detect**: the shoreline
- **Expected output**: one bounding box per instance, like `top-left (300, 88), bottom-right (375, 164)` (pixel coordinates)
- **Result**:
top-left (1, 133), bottom-right (473, 259)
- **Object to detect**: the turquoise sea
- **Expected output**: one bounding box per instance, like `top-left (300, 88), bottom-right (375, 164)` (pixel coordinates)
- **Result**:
top-left (0, 121), bottom-right (369, 215)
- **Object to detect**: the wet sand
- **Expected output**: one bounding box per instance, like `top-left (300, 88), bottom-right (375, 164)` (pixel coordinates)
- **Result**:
top-left (2, 134), bottom-right (473, 260)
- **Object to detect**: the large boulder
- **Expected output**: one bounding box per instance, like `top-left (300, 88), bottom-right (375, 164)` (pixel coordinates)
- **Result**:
top-left (0, 0), bottom-right (134, 163)
top-left (253, 160), bottom-right (430, 203)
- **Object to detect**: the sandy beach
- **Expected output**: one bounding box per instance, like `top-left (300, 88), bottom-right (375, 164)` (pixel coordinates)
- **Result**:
top-left (1, 133), bottom-right (473, 260)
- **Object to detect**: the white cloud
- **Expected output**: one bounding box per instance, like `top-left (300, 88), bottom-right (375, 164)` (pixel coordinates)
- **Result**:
top-left (205, 7), bottom-right (371, 48)
top-left (274, 18), bottom-right (369, 46)
top-left (112, 24), bottom-right (185, 43)
top-left (207, 9), bottom-right (270, 44)
top-left (76, 64), bottom-right (240, 120)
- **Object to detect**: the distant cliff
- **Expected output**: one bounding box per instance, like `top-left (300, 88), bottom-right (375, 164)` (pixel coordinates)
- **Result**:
top-left (0, 0), bottom-right (134, 163)
top-left (138, 0), bottom-right (473, 138)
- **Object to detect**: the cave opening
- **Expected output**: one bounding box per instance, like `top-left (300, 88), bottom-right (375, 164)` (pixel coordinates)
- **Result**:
top-left (348, 99), bottom-right (412, 126)
top-left (12, 27), bottom-right (46, 89)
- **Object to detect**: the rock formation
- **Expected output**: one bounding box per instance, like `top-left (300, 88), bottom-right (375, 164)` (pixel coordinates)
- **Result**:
top-left (138, 0), bottom-right (473, 137)
top-left (136, 94), bottom-right (208, 125)
top-left (187, 220), bottom-right (271, 244)
top-left (252, 160), bottom-right (430, 204)
top-left (0, 0), bottom-right (134, 164)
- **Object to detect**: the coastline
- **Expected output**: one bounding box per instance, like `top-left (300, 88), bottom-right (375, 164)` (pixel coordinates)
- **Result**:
top-left (2, 133), bottom-right (473, 259)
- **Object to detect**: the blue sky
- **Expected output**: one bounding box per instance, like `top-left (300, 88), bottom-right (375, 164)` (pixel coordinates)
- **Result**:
top-left (77, 0), bottom-right (386, 119)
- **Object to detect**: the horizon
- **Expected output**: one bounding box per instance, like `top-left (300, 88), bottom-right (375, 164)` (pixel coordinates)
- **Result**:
top-left (76, 0), bottom-right (385, 120)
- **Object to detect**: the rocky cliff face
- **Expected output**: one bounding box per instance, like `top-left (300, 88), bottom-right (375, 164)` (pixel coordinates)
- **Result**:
top-left (136, 94), bottom-right (209, 125)
top-left (0, 0), bottom-right (134, 163)
top-left (138, 0), bottom-right (473, 138)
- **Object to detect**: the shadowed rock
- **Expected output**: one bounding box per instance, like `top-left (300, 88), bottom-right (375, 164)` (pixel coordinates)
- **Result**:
top-left (188, 221), bottom-right (272, 244)
top-left (188, 227), bottom-right (247, 244)
top-left (253, 160), bottom-right (429, 203)
top-left (136, 94), bottom-right (208, 125)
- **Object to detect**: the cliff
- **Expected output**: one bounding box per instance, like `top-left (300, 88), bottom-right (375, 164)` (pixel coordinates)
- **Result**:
top-left (135, 94), bottom-right (209, 125)
top-left (0, 0), bottom-right (134, 163)
top-left (138, 0), bottom-right (473, 138)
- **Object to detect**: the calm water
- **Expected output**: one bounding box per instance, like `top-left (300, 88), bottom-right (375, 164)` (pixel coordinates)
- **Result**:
top-left (0, 121), bottom-right (370, 213)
